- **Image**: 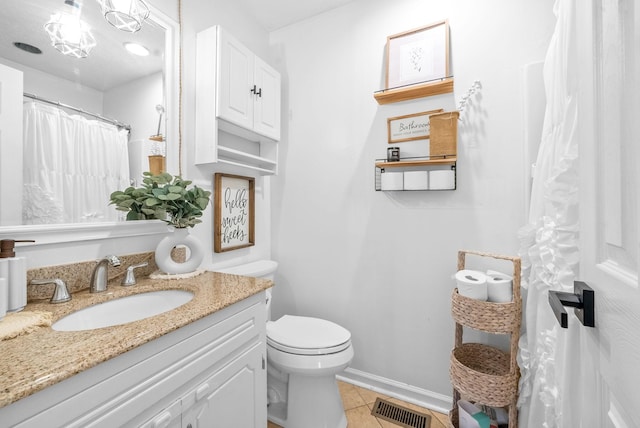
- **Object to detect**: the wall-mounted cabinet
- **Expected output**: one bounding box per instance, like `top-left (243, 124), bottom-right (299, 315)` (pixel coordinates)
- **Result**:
top-left (375, 156), bottom-right (457, 191)
top-left (196, 26), bottom-right (281, 175)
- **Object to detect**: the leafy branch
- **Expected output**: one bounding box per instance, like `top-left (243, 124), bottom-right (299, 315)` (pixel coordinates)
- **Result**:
top-left (109, 172), bottom-right (211, 228)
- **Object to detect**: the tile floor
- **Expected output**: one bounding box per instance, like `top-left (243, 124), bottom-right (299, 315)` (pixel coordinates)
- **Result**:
top-left (267, 380), bottom-right (450, 428)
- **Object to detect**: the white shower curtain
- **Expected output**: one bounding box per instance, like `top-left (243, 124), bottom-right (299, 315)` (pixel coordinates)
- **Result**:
top-left (22, 101), bottom-right (130, 224)
top-left (517, 0), bottom-right (581, 427)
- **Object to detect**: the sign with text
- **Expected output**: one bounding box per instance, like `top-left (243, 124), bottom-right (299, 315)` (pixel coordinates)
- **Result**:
top-left (387, 109), bottom-right (443, 143)
top-left (214, 173), bottom-right (255, 253)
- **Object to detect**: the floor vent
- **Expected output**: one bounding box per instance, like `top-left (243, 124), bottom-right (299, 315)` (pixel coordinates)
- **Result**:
top-left (370, 397), bottom-right (431, 428)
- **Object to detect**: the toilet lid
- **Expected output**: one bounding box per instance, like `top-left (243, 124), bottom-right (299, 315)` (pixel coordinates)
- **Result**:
top-left (267, 315), bottom-right (351, 355)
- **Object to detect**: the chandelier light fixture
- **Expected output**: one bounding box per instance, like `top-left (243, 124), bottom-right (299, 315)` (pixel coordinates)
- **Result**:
top-left (44, 1), bottom-right (96, 59)
top-left (99, 0), bottom-right (150, 33)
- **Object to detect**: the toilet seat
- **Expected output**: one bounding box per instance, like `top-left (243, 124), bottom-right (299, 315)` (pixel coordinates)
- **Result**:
top-left (267, 315), bottom-right (351, 355)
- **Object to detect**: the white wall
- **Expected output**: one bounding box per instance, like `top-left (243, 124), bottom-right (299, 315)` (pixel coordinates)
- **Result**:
top-left (181, 0), bottom-right (274, 270)
top-left (1, 0), bottom-right (275, 270)
top-left (104, 72), bottom-right (163, 143)
top-left (0, 58), bottom-right (104, 114)
top-left (269, 0), bottom-right (555, 400)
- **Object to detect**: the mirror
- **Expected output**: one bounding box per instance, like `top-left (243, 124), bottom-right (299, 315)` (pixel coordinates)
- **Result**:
top-left (0, 0), bottom-right (179, 229)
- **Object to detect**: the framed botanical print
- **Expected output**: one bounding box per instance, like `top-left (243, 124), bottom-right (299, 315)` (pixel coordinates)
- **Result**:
top-left (386, 20), bottom-right (450, 89)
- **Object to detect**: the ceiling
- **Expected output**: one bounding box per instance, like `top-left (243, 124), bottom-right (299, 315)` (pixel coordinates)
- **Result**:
top-left (0, 0), bottom-right (354, 93)
top-left (236, 0), bottom-right (355, 32)
top-left (0, 0), bottom-right (164, 92)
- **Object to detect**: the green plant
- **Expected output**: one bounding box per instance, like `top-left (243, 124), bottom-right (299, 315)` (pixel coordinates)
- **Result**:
top-left (109, 172), bottom-right (211, 228)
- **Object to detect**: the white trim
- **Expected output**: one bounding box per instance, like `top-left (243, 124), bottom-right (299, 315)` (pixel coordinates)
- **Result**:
top-left (598, 260), bottom-right (638, 289)
top-left (0, 221), bottom-right (169, 246)
top-left (337, 367), bottom-right (452, 415)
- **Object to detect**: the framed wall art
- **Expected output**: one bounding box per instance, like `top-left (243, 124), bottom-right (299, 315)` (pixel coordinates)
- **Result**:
top-left (387, 108), bottom-right (443, 143)
top-left (385, 20), bottom-right (450, 89)
top-left (214, 173), bottom-right (255, 253)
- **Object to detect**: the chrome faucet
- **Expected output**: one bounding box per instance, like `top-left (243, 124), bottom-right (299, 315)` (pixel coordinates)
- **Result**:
top-left (90, 255), bottom-right (121, 293)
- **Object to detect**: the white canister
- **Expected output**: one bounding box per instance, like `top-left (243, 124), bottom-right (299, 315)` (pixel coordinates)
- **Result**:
top-left (8, 257), bottom-right (27, 312)
top-left (0, 278), bottom-right (7, 320)
top-left (455, 269), bottom-right (488, 301)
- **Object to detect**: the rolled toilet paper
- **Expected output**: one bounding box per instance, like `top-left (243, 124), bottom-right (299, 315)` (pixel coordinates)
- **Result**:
top-left (455, 269), bottom-right (488, 301)
top-left (403, 171), bottom-right (429, 190)
top-left (380, 171), bottom-right (403, 190)
top-left (486, 269), bottom-right (513, 303)
top-left (429, 170), bottom-right (455, 190)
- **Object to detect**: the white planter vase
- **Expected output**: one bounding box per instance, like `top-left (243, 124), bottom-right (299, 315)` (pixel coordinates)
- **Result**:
top-left (155, 227), bottom-right (204, 274)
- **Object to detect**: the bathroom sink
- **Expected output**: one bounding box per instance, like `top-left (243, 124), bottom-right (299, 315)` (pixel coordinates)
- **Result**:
top-left (52, 290), bottom-right (194, 331)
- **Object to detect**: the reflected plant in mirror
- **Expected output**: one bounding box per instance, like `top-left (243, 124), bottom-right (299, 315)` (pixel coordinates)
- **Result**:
top-left (0, 0), bottom-right (178, 230)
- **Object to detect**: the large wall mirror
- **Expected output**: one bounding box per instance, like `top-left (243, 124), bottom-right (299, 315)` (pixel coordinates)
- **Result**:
top-left (0, 0), bottom-right (178, 240)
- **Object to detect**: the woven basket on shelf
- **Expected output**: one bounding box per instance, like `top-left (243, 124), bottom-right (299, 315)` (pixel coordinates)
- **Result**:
top-left (451, 288), bottom-right (521, 334)
top-left (450, 343), bottom-right (519, 406)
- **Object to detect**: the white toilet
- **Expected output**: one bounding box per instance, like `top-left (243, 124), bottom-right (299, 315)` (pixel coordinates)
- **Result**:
top-left (216, 260), bottom-right (354, 428)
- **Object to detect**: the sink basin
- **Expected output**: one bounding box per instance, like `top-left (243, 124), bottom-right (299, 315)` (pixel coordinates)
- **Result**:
top-left (52, 290), bottom-right (194, 331)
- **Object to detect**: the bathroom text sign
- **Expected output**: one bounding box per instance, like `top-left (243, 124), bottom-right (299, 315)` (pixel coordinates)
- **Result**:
top-left (214, 173), bottom-right (255, 253)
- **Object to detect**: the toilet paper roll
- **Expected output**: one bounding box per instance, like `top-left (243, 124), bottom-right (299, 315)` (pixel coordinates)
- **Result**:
top-left (429, 170), bottom-right (455, 190)
top-left (380, 171), bottom-right (403, 190)
top-left (0, 278), bottom-right (7, 321)
top-left (403, 171), bottom-right (429, 190)
top-left (455, 269), bottom-right (488, 301)
top-left (486, 269), bottom-right (513, 303)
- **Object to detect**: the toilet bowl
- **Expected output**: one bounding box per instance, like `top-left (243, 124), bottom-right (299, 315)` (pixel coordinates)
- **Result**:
top-left (216, 260), bottom-right (354, 428)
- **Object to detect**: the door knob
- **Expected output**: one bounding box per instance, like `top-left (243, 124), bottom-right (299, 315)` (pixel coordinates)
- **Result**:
top-left (548, 281), bottom-right (595, 328)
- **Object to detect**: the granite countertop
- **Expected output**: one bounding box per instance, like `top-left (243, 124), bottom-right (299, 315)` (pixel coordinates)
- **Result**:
top-left (0, 271), bottom-right (273, 409)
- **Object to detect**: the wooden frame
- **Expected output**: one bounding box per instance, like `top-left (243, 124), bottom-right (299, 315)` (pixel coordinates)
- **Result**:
top-left (386, 20), bottom-right (450, 89)
top-left (387, 108), bottom-right (443, 143)
top-left (214, 173), bottom-right (255, 253)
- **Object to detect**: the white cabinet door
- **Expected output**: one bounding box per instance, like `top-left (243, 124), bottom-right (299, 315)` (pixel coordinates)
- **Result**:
top-left (182, 343), bottom-right (266, 428)
top-left (217, 29), bottom-right (253, 131)
top-left (253, 56), bottom-right (281, 141)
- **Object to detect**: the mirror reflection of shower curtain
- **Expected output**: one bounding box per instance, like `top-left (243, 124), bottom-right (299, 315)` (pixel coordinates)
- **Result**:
top-left (22, 101), bottom-right (130, 224)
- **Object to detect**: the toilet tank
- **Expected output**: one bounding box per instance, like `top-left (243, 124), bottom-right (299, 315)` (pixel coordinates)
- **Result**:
top-left (216, 260), bottom-right (277, 320)
top-left (216, 260), bottom-right (278, 279)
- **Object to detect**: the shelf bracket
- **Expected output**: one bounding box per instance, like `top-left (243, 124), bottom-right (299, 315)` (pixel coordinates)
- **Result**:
top-left (548, 281), bottom-right (595, 328)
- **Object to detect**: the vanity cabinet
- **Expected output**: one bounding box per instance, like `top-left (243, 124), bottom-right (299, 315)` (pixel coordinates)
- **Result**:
top-left (196, 25), bottom-right (281, 175)
top-left (1, 292), bottom-right (267, 428)
top-left (142, 342), bottom-right (263, 428)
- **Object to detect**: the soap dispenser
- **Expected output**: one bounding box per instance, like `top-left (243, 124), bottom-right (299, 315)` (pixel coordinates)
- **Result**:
top-left (0, 239), bottom-right (35, 313)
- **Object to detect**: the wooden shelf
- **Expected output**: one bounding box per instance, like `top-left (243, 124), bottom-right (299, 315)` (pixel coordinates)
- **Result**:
top-left (373, 78), bottom-right (454, 105)
top-left (375, 157), bottom-right (456, 169)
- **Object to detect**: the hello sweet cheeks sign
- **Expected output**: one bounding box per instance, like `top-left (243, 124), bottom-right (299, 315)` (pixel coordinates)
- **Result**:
top-left (214, 173), bottom-right (255, 253)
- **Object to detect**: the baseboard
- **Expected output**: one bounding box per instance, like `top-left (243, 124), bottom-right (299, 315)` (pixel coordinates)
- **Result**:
top-left (337, 367), bottom-right (453, 415)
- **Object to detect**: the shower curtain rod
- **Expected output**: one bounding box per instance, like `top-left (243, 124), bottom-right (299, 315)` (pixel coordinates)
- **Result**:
top-left (23, 92), bottom-right (131, 131)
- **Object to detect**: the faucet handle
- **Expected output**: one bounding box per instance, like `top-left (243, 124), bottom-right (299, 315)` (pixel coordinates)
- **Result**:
top-left (31, 278), bottom-right (71, 304)
top-left (121, 262), bottom-right (149, 287)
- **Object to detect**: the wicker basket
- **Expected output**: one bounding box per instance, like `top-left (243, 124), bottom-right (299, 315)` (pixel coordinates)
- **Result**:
top-left (450, 343), bottom-right (519, 407)
top-left (449, 250), bottom-right (522, 428)
top-left (451, 289), bottom-right (521, 334)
